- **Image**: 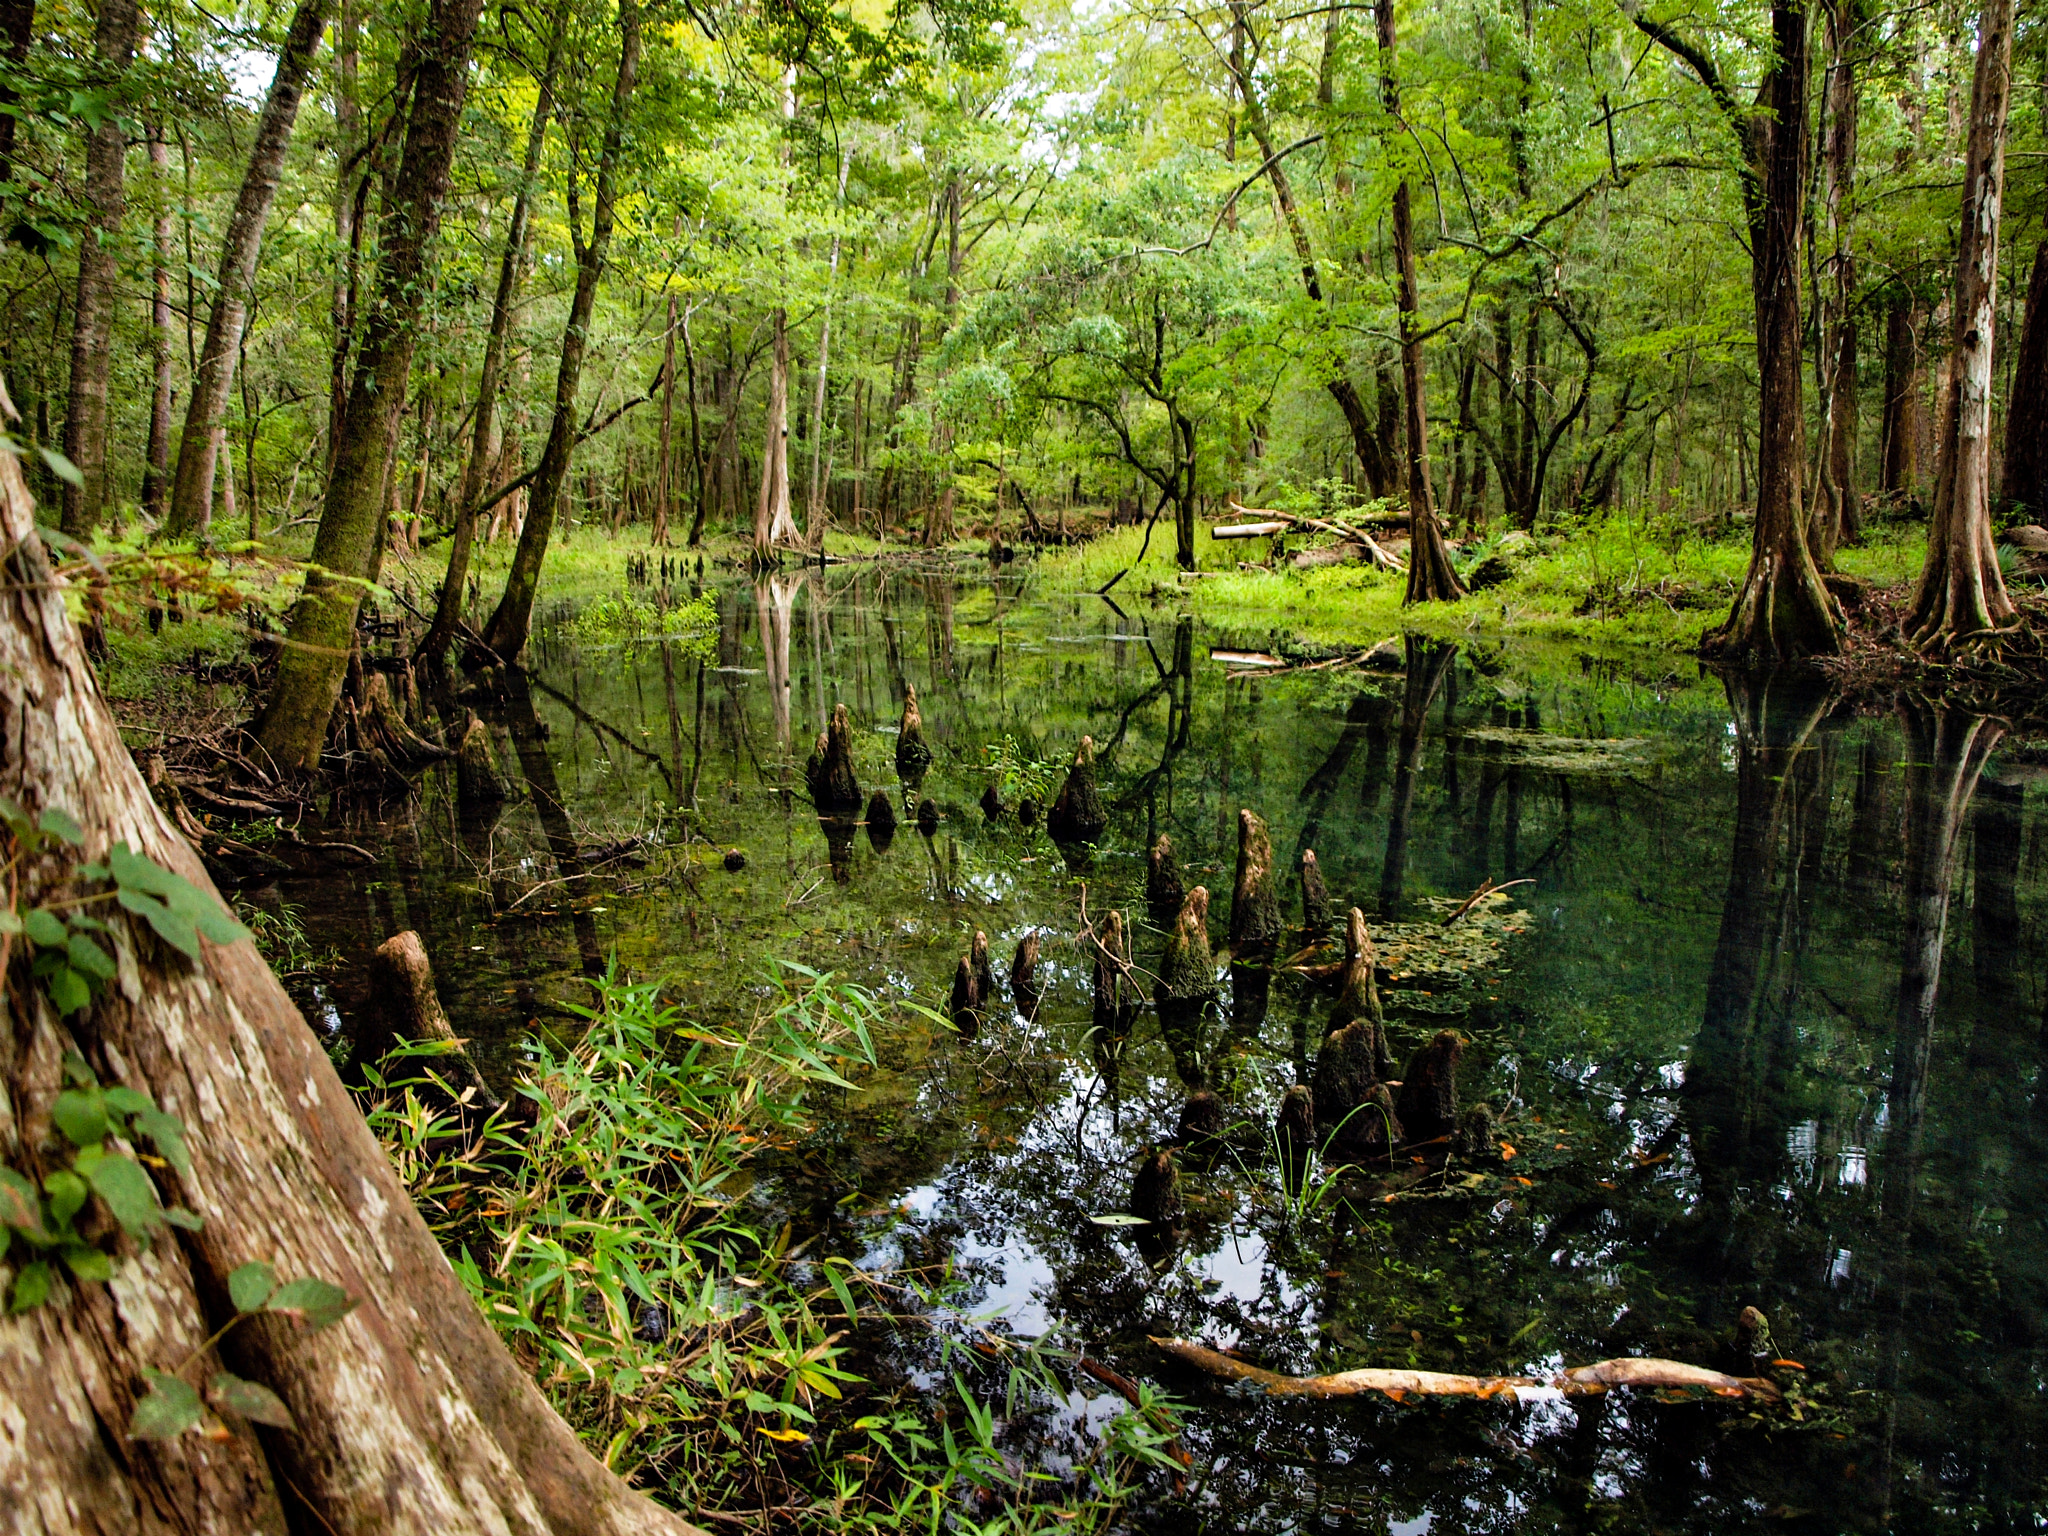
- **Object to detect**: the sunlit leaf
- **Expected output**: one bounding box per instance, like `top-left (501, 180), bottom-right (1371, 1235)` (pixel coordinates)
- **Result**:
top-left (86, 1153), bottom-right (163, 1241)
top-left (208, 1372), bottom-right (296, 1428)
top-left (129, 1371), bottom-right (203, 1439)
top-left (7, 1260), bottom-right (52, 1312)
top-left (228, 1261), bottom-right (278, 1314)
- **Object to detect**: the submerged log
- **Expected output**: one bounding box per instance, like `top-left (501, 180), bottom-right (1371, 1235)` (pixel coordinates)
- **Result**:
top-left (1152, 1339), bottom-right (1781, 1402)
top-left (866, 789), bottom-right (897, 852)
top-left (1047, 735), bottom-right (1107, 849)
top-left (454, 709), bottom-right (507, 808)
top-left (896, 683), bottom-right (934, 783)
top-left (1300, 849), bottom-right (1332, 939)
top-left (359, 931), bottom-right (502, 1116)
top-left (1228, 809), bottom-right (1283, 959)
top-left (1395, 1030), bottom-right (1464, 1144)
top-left (1328, 908), bottom-right (1387, 1046)
top-left (1011, 930), bottom-right (1042, 1018)
top-left (1147, 833), bottom-right (1185, 930)
top-left (1092, 908), bottom-right (1142, 1037)
top-left (1155, 886), bottom-right (1218, 1019)
top-left (1131, 1147), bottom-right (1181, 1224)
top-left (806, 702), bottom-right (864, 816)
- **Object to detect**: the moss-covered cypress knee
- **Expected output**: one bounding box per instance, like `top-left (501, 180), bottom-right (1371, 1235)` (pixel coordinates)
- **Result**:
top-left (895, 684), bottom-right (933, 784)
top-left (1453, 1103), bottom-right (1496, 1162)
top-left (1092, 908), bottom-right (1140, 1036)
top-left (948, 951), bottom-right (984, 1036)
top-left (1131, 1146), bottom-right (1181, 1224)
top-left (807, 702), bottom-right (863, 816)
top-left (1313, 1020), bottom-right (1380, 1141)
top-left (979, 782), bottom-right (1005, 821)
top-left (454, 710), bottom-right (505, 809)
top-left (1327, 907), bottom-right (1386, 1040)
top-left (1155, 886), bottom-right (1218, 1020)
top-left (916, 796), bottom-right (940, 836)
top-left (1177, 1089), bottom-right (1227, 1153)
top-left (1275, 1084), bottom-right (1316, 1180)
top-left (1300, 848), bottom-right (1332, 939)
top-left (970, 929), bottom-right (996, 1009)
top-left (865, 789), bottom-right (897, 852)
top-left (1147, 834), bottom-right (1185, 930)
top-left (1395, 1030), bottom-right (1464, 1143)
top-left (1229, 809), bottom-right (1282, 959)
top-left (1047, 735), bottom-right (1107, 850)
top-left (1011, 930), bottom-right (1041, 1018)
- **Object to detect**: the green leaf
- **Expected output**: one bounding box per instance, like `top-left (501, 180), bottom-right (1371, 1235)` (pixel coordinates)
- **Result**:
top-left (131, 1107), bottom-right (190, 1177)
top-left (36, 807), bottom-right (83, 846)
top-left (103, 1086), bottom-right (153, 1116)
top-left (208, 1372), bottom-right (295, 1428)
top-left (129, 1370), bottom-right (203, 1439)
top-left (62, 1244), bottom-right (113, 1282)
top-left (67, 934), bottom-right (117, 983)
top-left (45, 965), bottom-right (91, 1015)
top-left (7, 1260), bottom-right (52, 1312)
top-left (86, 1153), bottom-right (162, 1241)
top-left (266, 1276), bottom-right (356, 1332)
top-left (109, 845), bottom-right (249, 947)
top-left (228, 1260), bottom-right (278, 1314)
top-left (51, 1088), bottom-right (108, 1147)
top-left (22, 908), bottom-right (66, 947)
top-left (42, 1169), bottom-right (87, 1229)
top-left (37, 446), bottom-right (83, 489)
top-left (116, 887), bottom-right (199, 960)
top-left (160, 1205), bottom-right (204, 1231)
top-left (61, 1052), bottom-right (95, 1088)
top-left (0, 909), bottom-right (22, 936)
top-left (0, 1167), bottom-right (49, 1242)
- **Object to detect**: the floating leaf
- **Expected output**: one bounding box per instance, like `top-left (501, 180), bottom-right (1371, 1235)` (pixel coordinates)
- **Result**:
top-left (228, 1261), bottom-right (278, 1314)
top-left (88, 1153), bottom-right (163, 1241)
top-left (266, 1276), bottom-right (356, 1332)
top-left (51, 1089), bottom-right (108, 1148)
top-left (208, 1372), bottom-right (295, 1429)
top-left (129, 1370), bottom-right (203, 1440)
top-left (7, 1260), bottom-right (52, 1312)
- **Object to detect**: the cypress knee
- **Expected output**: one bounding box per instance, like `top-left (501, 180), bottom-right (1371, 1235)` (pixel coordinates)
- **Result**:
top-left (1313, 1020), bottom-right (1381, 1142)
top-left (979, 782), bottom-right (1005, 821)
top-left (1047, 735), bottom-right (1107, 849)
top-left (1147, 833), bottom-right (1185, 930)
top-left (1092, 908), bottom-right (1140, 1036)
top-left (1155, 886), bottom-right (1218, 1022)
top-left (1328, 907), bottom-right (1385, 1039)
top-left (361, 931), bottom-right (502, 1117)
top-left (1018, 795), bottom-right (1041, 827)
top-left (454, 709), bottom-right (505, 808)
top-left (1453, 1103), bottom-right (1496, 1162)
top-left (1131, 1146), bottom-right (1181, 1225)
top-left (1276, 1083), bottom-right (1316, 1180)
top-left (1229, 809), bottom-right (1282, 958)
top-left (866, 789), bottom-right (897, 852)
top-left (948, 953), bottom-right (984, 1036)
top-left (896, 683), bottom-right (933, 783)
top-left (970, 929), bottom-right (996, 1008)
top-left (806, 702), bottom-right (862, 815)
top-left (916, 796), bottom-right (941, 836)
top-left (1395, 1030), bottom-right (1464, 1143)
top-left (1300, 849), bottom-right (1332, 939)
top-left (1178, 1089), bottom-right (1227, 1153)
top-left (1011, 930), bottom-right (1041, 1018)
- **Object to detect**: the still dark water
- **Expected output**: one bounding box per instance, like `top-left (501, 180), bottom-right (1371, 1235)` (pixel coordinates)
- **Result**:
top-left (280, 569), bottom-right (2048, 1534)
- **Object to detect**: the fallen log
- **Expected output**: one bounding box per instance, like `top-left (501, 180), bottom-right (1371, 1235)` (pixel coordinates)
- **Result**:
top-left (1151, 1337), bottom-right (1781, 1402)
top-left (1212, 521), bottom-right (1292, 540)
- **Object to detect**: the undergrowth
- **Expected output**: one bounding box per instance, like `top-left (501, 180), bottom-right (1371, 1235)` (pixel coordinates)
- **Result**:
top-left (363, 963), bottom-right (1184, 1532)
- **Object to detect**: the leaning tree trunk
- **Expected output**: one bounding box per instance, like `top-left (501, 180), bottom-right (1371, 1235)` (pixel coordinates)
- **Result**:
top-left (1909, 0), bottom-right (2017, 647)
top-left (1998, 238), bottom-right (2048, 520)
top-left (252, 0), bottom-right (486, 772)
top-left (1377, 0), bottom-right (1463, 604)
top-left (1702, 0), bottom-right (1840, 667)
top-left (421, 0), bottom-right (564, 662)
top-left (56, 0), bottom-right (139, 540)
top-left (478, 3), bottom-right (642, 664)
top-left (0, 401), bottom-right (710, 1535)
top-left (164, 0), bottom-right (333, 540)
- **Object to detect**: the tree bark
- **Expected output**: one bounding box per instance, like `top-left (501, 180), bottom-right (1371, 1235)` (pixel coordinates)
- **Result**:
top-left (807, 141), bottom-right (852, 543)
top-left (1909, 0), bottom-right (2017, 646)
top-left (752, 309), bottom-right (799, 562)
top-left (1810, 0), bottom-right (1862, 564)
top-left (2000, 239), bottom-right (2048, 518)
top-left (477, 0), bottom-right (642, 662)
top-left (0, 0), bottom-right (35, 212)
top-left (140, 129), bottom-right (176, 526)
top-left (326, 0), bottom-right (361, 474)
top-left (252, 0), bottom-right (487, 772)
top-left (1377, 0), bottom-right (1463, 604)
top-left (164, 0), bottom-right (333, 539)
top-left (1879, 294), bottom-right (1922, 499)
top-left (57, 0), bottom-right (139, 539)
top-left (0, 390), bottom-right (710, 1536)
top-left (421, 1), bottom-right (563, 661)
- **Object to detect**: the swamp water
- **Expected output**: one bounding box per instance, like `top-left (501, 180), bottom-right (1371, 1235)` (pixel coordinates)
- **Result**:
top-left (279, 570), bottom-right (2047, 1533)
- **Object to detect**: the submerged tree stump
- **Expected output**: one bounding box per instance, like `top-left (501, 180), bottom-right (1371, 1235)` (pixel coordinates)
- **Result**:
top-left (1131, 1147), bottom-right (1181, 1225)
top-left (1147, 834), bottom-right (1185, 930)
top-left (806, 702), bottom-right (863, 816)
top-left (1395, 1030), bottom-right (1465, 1143)
top-left (1177, 1089), bottom-right (1228, 1154)
top-left (1328, 908), bottom-right (1387, 1056)
top-left (1453, 1103), bottom-right (1496, 1162)
top-left (1047, 735), bottom-right (1107, 850)
top-left (1092, 909), bottom-right (1141, 1037)
top-left (1300, 849), bottom-right (1332, 939)
top-left (454, 709), bottom-right (507, 808)
top-left (896, 683), bottom-right (933, 784)
top-left (1011, 930), bottom-right (1041, 1019)
top-left (979, 782), bottom-right (1005, 821)
top-left (1313, 1020), bottom-right (1382, 1147)
top-left (865, 789), bottom-right (897, 852)
top-left (1228, 809), bottom-right (1282, 959)
top-left (360, 931), bottom-right (503, 1117)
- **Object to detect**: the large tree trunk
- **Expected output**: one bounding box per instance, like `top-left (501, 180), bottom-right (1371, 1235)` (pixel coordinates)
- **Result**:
top-left (421, 3), bottom-right (563, 661)
top-left (476, 5), bottom-right (640, 663)
top-left (0, 0), bottom-right (35, 213)
top-left (1377, 0), bottom-right (1462, 604)
top-left (1810, 0), bottom-right (1862, 564)
top-left (140, 129), bottom-right (176, 526)
top-left (1879, 294), bottom-right (1922, 500)
top-left (1999, 239), bottom-right (2048, 518)
top-left (164, 0), bottom-right (332, 540)
top-left (807, 142), bottom-right (852, 542)
top-left (252, 0), bottom-right (486, 772)
top-left (753, 309), bottom-right (799, 562)
top-left (56, 0), bottom-right (139, 539)
top-left (0, 395), bottom-right (709, 1535)
top-left (1909, 0), bottom-right (2017, 647)
top-left (326, 0), bottom-right (361, 475)
top-left (1699, 0), bottom-right (1840, 665)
